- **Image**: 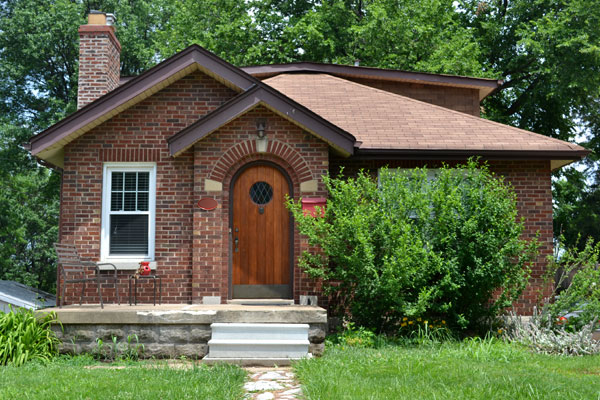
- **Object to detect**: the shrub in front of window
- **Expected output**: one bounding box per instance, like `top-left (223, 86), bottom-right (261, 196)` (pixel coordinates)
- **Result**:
top-left (289, 160), bottom-right (538, 333)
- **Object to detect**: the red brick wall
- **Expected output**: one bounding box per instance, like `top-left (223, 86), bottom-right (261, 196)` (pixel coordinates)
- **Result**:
top-left (77, 25), bottom-right (121, 109)
top-left (328, 156), bottom-right (553, 315)
top-left (59, 72), bottom-right (330, 305)
top-left (59, 71), bottom-right (236, 305)
top-left (347, 78), bottom-right (481, 116)
top-left (192, 106), bottom-right (329, 304)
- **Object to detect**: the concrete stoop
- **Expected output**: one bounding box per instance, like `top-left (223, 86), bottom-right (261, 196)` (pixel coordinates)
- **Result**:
top-left (204, 323), bottom-right (311, 366)
top-left (44, 304), bottom-right (327, 359)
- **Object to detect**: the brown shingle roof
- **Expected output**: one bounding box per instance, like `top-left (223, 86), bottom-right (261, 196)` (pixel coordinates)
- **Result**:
top-left (243, 62), bottom-right (502, 100)
top-left (264, 73), bottom-right (587, 155)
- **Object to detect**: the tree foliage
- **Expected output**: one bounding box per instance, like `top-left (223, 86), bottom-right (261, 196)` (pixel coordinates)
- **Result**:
top-left (0, 0), bottom-right (598, 292)
top-left (289, 162), bottom-right (538, 333)
top-left (0, 0), bottom-right (170, 292)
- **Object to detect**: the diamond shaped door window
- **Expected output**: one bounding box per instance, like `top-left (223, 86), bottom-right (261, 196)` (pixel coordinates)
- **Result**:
top-left (249, 181), bottom-right (273, 205)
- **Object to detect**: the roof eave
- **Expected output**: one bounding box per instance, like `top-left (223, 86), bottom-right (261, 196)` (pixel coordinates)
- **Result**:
top-left (352, 148), bottom-right (590, 170)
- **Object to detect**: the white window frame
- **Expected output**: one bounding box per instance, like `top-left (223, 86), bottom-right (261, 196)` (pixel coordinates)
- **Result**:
top-left (101, 162), bottom-right (156, 263)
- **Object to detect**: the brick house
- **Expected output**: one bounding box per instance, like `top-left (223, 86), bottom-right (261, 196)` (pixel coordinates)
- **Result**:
top-left (29, 12), bottom-right (588, 313)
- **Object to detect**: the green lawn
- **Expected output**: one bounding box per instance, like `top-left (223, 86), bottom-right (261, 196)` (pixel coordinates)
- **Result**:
top-left (294, 339), bottom-right (600, 400)
top-left (0, 356), bottom-right (246, 400)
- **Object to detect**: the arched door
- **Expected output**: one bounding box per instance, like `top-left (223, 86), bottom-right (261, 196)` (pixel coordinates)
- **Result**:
top-left (231, 163), bottom-right (292, 298)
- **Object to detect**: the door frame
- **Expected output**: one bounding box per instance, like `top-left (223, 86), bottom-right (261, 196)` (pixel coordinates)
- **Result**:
top-left (227, 161), bottom-right (294, 299)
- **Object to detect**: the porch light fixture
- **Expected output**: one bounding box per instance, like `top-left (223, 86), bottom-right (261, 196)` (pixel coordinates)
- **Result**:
top-left (256, 119), bottom-right (267, 139)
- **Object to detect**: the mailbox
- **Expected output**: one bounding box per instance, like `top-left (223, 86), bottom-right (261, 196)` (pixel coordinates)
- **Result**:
top-left (301, 197), bottom-right (327, 217)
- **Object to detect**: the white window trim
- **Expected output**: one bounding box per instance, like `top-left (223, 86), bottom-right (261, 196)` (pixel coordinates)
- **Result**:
top-left (101, 162), bottom-right (156, 264)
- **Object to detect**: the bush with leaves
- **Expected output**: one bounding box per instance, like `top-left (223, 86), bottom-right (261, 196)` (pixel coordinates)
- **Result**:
top-left (0, 307), bottom-right (61, 366)
top-left (289, 160), bottom-right (538, 333)
top-left (544, 238), bottom-right (600, 331)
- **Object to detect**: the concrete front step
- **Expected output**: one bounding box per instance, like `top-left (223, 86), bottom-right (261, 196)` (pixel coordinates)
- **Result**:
top-left (207, 342), bottom-right (309, 358)
top-left (206, 322), bottom-right (310, 361)
top-left (203, 356), bottom-right (311, 367)
top-left (211, 323), bottom-right (309, 341)
top-left (226, 299), bottom-right (294, 306)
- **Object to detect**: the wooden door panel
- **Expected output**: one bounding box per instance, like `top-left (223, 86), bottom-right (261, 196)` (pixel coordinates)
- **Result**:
top-left (232, 164), bottom-right (291, 298)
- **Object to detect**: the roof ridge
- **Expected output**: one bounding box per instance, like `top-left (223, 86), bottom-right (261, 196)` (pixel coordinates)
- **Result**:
top-left (268, 73), bottom-right (584, 151)
top-left (245, 61), bottom-right (501, 82)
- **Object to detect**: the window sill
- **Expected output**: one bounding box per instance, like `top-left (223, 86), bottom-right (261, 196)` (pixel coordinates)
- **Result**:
top-left (98, 261), bottom-right (157, 271)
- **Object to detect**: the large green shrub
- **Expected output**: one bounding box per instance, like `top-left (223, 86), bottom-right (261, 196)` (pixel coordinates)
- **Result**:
top-left (289, 161), bottom-right (538, 333)
top-left (0, 307), bottom-right (60, 366)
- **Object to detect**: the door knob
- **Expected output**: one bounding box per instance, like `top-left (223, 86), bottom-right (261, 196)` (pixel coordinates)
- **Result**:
top-left (234, 237), bottom-right (239, 252)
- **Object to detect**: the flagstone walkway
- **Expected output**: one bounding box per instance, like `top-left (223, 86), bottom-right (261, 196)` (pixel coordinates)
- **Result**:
top-left (244, 367), bottom-right (303, 400)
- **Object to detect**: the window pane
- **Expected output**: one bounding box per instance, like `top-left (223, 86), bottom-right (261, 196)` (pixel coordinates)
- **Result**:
top-left (137, 192), bottom-right (149, 211)
top-left (109, 215), bottom-right (148, 255)
top-left (111, 172), bottom-right (123, 191)
top-left (110, 192), bottom-right (123, 211)
top-left (124, 192), bottom-right (137, 211)
top-left (138, 172), bottom-right (149, 191)
top-left (124, 172), bottom-right (137, 191)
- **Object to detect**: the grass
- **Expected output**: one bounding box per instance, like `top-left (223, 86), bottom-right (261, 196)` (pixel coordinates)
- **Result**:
top-left (0, 355), bottom-right (246, 400)
top-left (294, 338), bottom-right (600, 399)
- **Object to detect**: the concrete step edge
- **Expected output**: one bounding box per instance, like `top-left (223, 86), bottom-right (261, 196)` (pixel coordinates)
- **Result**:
top-left (202, 355), bottom-right (312, 366)
top-left (208, 339), bottom-right (309, 345)
top-left (211, 323), bottom-right (310, 329)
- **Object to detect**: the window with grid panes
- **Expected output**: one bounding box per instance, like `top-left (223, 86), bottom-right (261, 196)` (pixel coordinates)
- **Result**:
top-left (109, 171), bottom-right (150, 254)
top-left (101, 164), bottom-right (156, 261)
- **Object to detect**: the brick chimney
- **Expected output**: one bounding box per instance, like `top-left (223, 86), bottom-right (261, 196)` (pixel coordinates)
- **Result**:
top-left (77, 11), bottom-right (121, 109)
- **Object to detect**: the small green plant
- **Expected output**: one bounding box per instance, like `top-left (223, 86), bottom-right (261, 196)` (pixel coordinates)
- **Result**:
top-left (92, 334), bottom-right (145, 361)
top-left (0, 307), bottom-right (61, 366)
top-left (407, 319), bottom-right (454, 344)
top-left (333, 322), bottom-right (377, 348)
top-left (121, 334), bottom-right (145, 361)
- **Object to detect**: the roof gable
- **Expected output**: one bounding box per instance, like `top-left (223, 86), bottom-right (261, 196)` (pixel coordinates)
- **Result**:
top-left (167, 85), bottom-right (356, 156)
top-left (29, 45), bottom-right (258, 168)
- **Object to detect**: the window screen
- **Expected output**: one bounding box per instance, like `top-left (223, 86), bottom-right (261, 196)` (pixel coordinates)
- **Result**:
top-left (109, 171), bottom-right (150, 255)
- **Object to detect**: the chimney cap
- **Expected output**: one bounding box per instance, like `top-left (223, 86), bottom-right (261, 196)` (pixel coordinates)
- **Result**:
top-left (87, 11), bottom-right (116, 26)
top-left (106, 13), bottom-right (116, 26)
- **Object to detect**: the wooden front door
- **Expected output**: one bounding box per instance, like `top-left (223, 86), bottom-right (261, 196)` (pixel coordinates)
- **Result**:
top-left (231, 163), bottom-right (292, 298)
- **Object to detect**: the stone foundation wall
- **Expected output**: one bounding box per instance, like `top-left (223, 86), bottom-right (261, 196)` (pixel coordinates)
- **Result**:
top-left (53, 322), bottom-right (327, 358)
top-left (47, 305), bottom-right (328, 359)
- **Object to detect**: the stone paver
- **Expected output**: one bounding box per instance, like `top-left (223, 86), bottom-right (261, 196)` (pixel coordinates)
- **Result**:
top-left (244, 367), bottom-right (303, 400)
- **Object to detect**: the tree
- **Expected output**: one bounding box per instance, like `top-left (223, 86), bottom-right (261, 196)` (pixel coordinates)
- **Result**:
top-left (0, 119), bottom-right (59, 291)
top-left (1, 0), bottom-right (598, 291)
top-left (0, 0), bottom-right (171, 292)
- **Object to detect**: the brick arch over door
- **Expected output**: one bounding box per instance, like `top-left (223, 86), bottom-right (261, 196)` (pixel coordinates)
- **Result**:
top-left (191, 108), bottom-right (330, 304)
top-left (208, 140), bottom-right (313, 184)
